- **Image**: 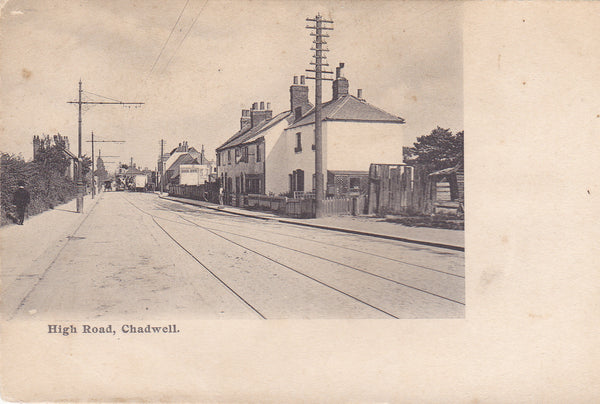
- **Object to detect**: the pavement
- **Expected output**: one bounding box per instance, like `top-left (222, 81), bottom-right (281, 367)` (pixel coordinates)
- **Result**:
top-left (0, 194), bottom-right (101, 317)
top-left (158, 194), bottom-right (464, 251)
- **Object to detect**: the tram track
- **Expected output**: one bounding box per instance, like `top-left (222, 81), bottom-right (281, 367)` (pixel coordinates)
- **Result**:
top-left (154, 198), bottom-right (465, 278)
top-left (178, 215), bottom-right (465, 306)
top-left (124, 195), bottom-right (464, 318)
top-left (126, 196), bottom-right (400, 318)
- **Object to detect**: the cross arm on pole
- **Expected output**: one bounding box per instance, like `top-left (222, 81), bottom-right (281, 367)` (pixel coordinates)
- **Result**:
top-left (68, 101), bottom-right (144, 105)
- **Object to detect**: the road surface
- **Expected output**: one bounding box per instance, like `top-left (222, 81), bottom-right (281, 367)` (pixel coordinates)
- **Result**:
top-left (2, 192), bottom-right (464, 319)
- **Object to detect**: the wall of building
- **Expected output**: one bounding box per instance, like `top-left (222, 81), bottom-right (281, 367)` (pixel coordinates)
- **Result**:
top-left (269, 123), bottom-right (329, 195)
top-left (326, 121), bottom-right (404, 171)
top-left (180, 164), bottom-right (211, 186)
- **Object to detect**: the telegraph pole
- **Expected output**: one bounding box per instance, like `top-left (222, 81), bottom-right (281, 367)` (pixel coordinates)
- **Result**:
top-left (86, 135), bottom-right (125, 199)
top-left (159, 139), bottom-right (165, 194)
top-left (68, 80), bottom-right (143, 212)
top-left (306, 14), bottom-right (333, 218)
top-left (91, 131), bottom-right (94, 198)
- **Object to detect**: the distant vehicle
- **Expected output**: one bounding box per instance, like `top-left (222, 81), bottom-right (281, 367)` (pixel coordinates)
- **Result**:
top-left (134, 174), bottom-right (147, 192)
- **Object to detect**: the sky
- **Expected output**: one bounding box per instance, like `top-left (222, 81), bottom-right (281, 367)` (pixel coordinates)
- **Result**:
top-left (0, 0), bottom-right (462, 171)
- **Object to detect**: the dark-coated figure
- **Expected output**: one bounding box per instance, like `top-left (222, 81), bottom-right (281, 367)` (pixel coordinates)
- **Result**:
top-left (13, 181), bottom-right (30, 225)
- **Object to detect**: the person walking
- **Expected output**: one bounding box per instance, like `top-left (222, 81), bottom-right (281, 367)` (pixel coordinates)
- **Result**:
top-left (13, 180), bottom-right (31, 225)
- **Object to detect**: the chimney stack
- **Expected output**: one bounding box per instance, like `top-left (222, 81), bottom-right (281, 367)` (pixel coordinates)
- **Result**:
top-left (250, 101), bottom-right (272, 127)
top-left (240, 109), bottom-right (251, 129)
top-left (290, 75), bottom-right (312, 121)
top-left (332, 62), bottom-right (349, 100)
top-left (357, 89), bottom-right (363, 100)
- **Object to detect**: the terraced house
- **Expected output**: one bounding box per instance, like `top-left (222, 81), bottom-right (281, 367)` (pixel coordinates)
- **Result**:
top-left (216, 64), bottom-right (405, 199)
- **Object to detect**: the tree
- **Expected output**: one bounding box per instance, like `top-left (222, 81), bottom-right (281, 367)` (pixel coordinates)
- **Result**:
top-left (94, 156), bottom-right (109, 182)
top-left (80, 155), bottom-right (92, 177)
top-left (404, 126), bottom-right (463, 172)
top-left (33, 144), bottom-right (71, 175)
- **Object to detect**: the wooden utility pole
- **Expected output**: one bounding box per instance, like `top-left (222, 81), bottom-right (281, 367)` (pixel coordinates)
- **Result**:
top-left (91, 131), bottom-right (94, 198)
top-left (68, 80), bottom-right (143, 212)
top-left (306, 14), bottom-right (333, 218)
top-left (86, 136), bottom-right (125, 199)
top-left (160, 139), bottom-right (165, 194)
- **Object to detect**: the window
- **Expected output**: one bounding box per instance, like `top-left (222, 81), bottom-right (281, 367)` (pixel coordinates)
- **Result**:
top-left (290, 169), bottom-right (304, 192)
top-left (227, 150), bottom-right (231, 164)
top-left (235, 148), bottom-right (240, 164)
top-left (256, 143), bottom-right (262, 162)
top-left (241, 146), bottom-right (248, 163)
top-left (295, 132), bottom-right (302, 153)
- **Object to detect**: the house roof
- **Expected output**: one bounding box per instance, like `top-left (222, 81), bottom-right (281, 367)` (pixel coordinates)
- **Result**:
top-left (167, 153), bottom-right (200, 172)
top-left (124, 167), bottom-right (143, 175)
top-left (217, 110), bottom-right (292, 151)
top-left (169, 145), bottom-right (198, 155)
top-left (287, 94), bottom-right (405, 129)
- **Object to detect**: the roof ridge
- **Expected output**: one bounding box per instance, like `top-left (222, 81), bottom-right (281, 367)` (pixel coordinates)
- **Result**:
top-left (217, 110), bottom-right (292, 150)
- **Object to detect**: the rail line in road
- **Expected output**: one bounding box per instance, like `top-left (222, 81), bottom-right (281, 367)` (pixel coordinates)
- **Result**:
top-left (149, 216), bottom-right (266, 319)
top-left (124, 194), bottom-right (464, 317)
top-left (125, 196), bottom-right (400, 318)
top-left (153, 198), bottom-right (463, 278)
top-left (178, 215), bottom-right (465, 306)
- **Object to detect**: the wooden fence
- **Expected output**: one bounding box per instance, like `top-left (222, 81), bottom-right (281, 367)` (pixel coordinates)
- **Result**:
top-left (169, 183), bottom-right (220, 203)
top-left (367, 164), bottom-right (432, 216)
top-left (170, 185), bottom-right (365, 218)
top-left (247, 194), bottom-right (364, 218)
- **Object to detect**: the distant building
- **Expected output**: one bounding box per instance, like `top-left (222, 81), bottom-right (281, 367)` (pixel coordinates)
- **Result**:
top-left (32, 134), bottom-right (77, 179)
top-left (161, 141), bottom-right (214, 187)
top-left (215, 63), bottom-right (405, 198)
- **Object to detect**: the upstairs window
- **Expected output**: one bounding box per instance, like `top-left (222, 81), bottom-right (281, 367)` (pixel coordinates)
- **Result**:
top-left (241, 146), bottom-right (248, 163)
top-left (235, 148), bottom-right (240, 164)
top-left (256, 143), bottom-right (262, 162)
top-left (295, 132), bottom-right (302, 153)
top-left (228, 150), bottom-right (231, 164)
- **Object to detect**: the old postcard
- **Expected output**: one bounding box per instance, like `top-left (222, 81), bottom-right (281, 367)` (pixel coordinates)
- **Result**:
top-left (1, 0), bottom-right (598, 402)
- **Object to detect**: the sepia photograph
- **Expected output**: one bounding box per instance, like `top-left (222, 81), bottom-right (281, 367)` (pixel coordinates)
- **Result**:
top-left (1, 0), bottom-right (463, 322)
top-left (2, 0), bottom-right (598, 402)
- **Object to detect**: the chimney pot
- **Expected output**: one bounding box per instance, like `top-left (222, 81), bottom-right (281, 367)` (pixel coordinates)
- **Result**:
top-left (260, 101), bottom-right (265, 110)
top-left (357, 89), bottom-right (363, 99)
top-left (266, 102), bottom-right (271, 110)
top-left (293, 76), bottom-right (299, 84)
top-left (300, 75), bottom-right (306, 85)
top-left (252, 102), bottom-right (258, 110)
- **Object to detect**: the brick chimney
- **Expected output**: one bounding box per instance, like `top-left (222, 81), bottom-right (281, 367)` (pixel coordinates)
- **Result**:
top-left (250, 101), bottom-right (272, 127)
top-left (240, 109), bottom-right (251, 129)
top-left (290, 75), bottom-right (312, 121)
top-left (332, 62), bottom-right (349, 100)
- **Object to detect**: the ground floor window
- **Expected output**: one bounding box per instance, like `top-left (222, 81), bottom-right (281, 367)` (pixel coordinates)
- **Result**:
top-left (245, 176), bottom-right (262, 194)
top-left (290, 169), bottom-right (304, 192)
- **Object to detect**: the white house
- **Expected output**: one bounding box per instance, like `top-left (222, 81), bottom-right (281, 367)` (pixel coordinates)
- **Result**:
top-left (215, 64), bottom-right (405, 198)
top-left (278, 64), bottom-right (405, 195)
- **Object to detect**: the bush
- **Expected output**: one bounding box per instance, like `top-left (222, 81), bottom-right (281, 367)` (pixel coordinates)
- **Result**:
top-left (1, 152), bottom-right (78, 226)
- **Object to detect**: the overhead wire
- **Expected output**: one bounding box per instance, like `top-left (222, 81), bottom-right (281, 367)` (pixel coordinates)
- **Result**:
top-left (150, 0), bottom-right (190, 73)
top-left (161, 0), bottom-right (209, 73)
